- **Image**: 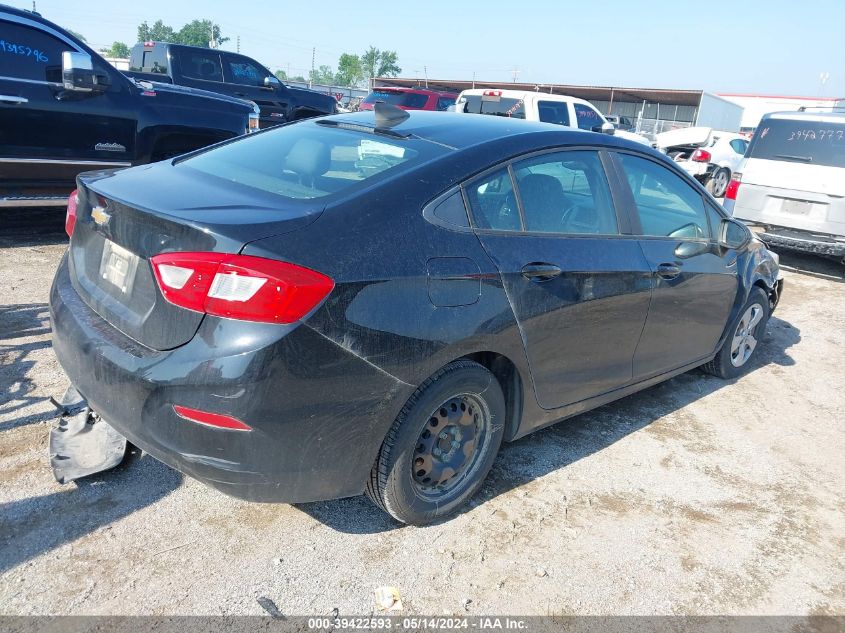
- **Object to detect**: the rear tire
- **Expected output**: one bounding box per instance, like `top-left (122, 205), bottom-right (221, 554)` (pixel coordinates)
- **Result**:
top-left (706, 168), bottom-right (730, 198)
top-left (702, 287), bottom-right (770, 379)
top-left (366, 360), bottom-right (505, 525)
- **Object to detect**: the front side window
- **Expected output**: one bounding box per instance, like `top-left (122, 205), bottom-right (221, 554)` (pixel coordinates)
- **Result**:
top-left (617, 153), bottom-right (710, 239)
top-left (465, 167), bottom-right (520, 231)
top-left (180, 121), bottom-right (438, 200)
top-left (538, 101), bottom-right (570, 126)
top-left (512, 151), bottom-right (618, 234)
top-left (0, 21), bottom-right (68, 81)
top-left (180, 50), bottom-right (223, 82)
top-left (436, 96), bottom-right (455, 111)
top-left (226, 57), bottom-right (268, 86)
top-left (574, 103), bottom-right (603, 131)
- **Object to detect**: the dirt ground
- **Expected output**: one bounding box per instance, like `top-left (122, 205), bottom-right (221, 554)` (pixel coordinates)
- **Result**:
top-left (1, 208), bottom-right (843, 617)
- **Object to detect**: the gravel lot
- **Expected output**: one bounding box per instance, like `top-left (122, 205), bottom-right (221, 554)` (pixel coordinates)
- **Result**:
top-left (1, 208), bottom-right (843, 617)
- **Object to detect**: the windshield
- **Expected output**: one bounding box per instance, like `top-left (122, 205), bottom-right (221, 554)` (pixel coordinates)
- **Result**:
top-left (747, 118), bottom-right (845, 168)
top-left (363, 90), bottom-right (429, 109)
top-left (179, 121), bottom-right (441, 200)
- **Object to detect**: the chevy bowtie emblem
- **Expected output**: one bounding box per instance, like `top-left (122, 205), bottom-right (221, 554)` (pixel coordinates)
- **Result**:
top-left (91, 206), bottom-right (111, 226)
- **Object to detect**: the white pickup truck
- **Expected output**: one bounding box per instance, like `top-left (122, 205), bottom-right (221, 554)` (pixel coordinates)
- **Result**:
top-left (454, 89), bottom-right (651, 145)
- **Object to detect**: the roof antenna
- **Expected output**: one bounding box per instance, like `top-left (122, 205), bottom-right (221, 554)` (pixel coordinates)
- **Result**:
top-left (373, 102), bottom-right (410, 128)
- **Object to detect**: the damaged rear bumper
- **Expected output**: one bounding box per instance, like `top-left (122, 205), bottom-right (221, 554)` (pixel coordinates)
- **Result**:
top-left (49, 256), bottom-right (413, 503)
top-left (744, 223), bottom-right (845, 258)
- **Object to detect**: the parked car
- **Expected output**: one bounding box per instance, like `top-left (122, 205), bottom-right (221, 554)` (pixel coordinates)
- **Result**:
top-left (455, 89), bottom-right (651, 145)
top-left (657, 127), bottom-right (749, 198)
top-left (605, 114), bottom-right (634, 131)
top-left (359, 86), bottom-right (457, 112)
top-left (0, 5), bottom-right (259, 209)
top-left (724, 111), bottom-right (845, 261)
top-left (50, 106), bottom-right (782, 524)
top-left (127, 42), bottom-right (336, 128)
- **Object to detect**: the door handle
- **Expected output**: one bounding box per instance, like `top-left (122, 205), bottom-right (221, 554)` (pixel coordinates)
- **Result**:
top-left (234, 92), bottom-right (247, 97)
top-left (521, 263), bottom-right (562, 282)
top-left (0, 95), bottom-right (28, 104)
top-left (656, 263), bottom-right (682, 279)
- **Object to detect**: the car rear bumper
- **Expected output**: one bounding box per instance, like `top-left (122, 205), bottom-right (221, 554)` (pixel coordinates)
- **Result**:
top-left (743, 223), bottom-right (845, 258)
top-left (49, 255), bottom-right (412, 502)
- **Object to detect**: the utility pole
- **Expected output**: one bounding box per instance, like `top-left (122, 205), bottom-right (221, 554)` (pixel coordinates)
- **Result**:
top-left (310, 47), bottom-right (315, 88)
top-left (236, 35), bottom-right (240, 53)
top-left (424, 65), bottom-right (428, 89)
top-left (209, 22), bottom-right (216, 49)
top-left (510, 67), bottom-right (520, 83)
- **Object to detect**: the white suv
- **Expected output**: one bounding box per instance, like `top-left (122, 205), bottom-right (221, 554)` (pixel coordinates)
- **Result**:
top-left (455, 89), bottom-right (650, 145)
top-left (723, 111), bottom-right (845, 261)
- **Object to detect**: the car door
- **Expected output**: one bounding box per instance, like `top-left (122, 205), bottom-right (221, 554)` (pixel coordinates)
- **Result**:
top-left (0, 13), bottom-right (135, 183)
top-left (466, 149), bottom-right (653, 410)
top-left (219, 52), bottom-right (290, 123)
top-left (610, 151), bottom-right (739, 379)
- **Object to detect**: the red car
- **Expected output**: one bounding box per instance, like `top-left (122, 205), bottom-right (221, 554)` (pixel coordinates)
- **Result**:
top-left (360, 87), bottom-right (457, 112)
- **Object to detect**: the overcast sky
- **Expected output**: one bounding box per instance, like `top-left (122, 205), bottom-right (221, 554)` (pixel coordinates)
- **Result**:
top-left (10, 0), bottom-right (845, 96)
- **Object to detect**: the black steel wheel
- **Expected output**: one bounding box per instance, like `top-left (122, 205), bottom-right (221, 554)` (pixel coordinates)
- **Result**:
top-left (366, 360), bottom-right (505, 525)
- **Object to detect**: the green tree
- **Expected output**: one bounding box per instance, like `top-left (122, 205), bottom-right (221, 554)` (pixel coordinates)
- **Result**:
top-left (177, 20), bottom-right (229, 48)
top-left (308, 64), bottom-right (335, 86)
top-left (335, 53), bottom-right (363, 87)
top-left (101, 41), bottom-right (131, 58)
top-left (360, 46), bottom-right (401, 80)
top-left (66, 29), bottom-right (87, 42)
top-left (138, 20), bottom-right (176, 43)
top-left (274, 69), bottom-right (288, 81)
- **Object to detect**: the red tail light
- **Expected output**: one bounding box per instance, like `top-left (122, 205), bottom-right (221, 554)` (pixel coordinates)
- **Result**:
top-left (725, 173), bottom-right (742, 201)
top-left (173, 405), bottom-right (252, 431)
top-left (65, 189), bottom-right (78, 237)
top-left (150, 252), bottom-right (334, 324)
top-left (692, 149), bottom-right (712, 163)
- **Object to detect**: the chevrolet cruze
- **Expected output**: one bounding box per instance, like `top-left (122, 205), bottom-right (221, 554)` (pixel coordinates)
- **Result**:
top-left (50, 106), bottom-right (782, 524)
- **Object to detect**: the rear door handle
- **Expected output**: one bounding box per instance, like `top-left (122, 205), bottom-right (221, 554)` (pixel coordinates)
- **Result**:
top-left (521, 263), bottom-right (562, 282)
top-left (0, 95), bottom-right (28, 104)
top-left (656, 263), bottom-right (682, 279)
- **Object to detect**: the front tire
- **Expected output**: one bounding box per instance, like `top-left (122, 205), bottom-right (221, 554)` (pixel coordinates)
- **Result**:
top-left (366, 360), bottom-right (505, 525)
top-left (702, 287), bottom-right (770, 379)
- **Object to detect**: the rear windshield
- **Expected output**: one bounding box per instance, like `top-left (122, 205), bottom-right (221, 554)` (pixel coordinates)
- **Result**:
top-left (747, 118), bottom-right (845, 168)
top-left (363, 90), bottom-right (429, 109)
top-left (461, 95), bottom-right (526, 119)
top-left (179, 122), bottom-right (440, 200)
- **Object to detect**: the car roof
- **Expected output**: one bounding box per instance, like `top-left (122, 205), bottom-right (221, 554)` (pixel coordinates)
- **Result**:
top-left (763, 110), bottom-right (845, 124)
top-left (458, 89), bottom-right (593, 107)
top-left (322, 110), bottom-right (652, 154)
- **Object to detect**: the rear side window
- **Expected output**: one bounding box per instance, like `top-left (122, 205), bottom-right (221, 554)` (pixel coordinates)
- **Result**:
top-left (436, 96), bottom-right (455, 111)
top-left (226, 56), bottom-right (269, 86)
top-left (179, 121), bottom-right (437, 200)
top-left (538, 101), bottom-right (570, 126)
top-left (617, 153), bottom-right (710, 239)
top-left (512, 151), bottom-right (618, 235)
top-left (0, 21), bottom-right (69, 81)
top-left (363, 91), bottom-right (429, 109)
top-left (729, 138), bottom-right (748, 155)
top-left (461, 94), bottom-right (526, 119)
top-left (747, 118), bottom-right (845, 168)
top-left (466, 168), bottom-right (520, 231)
top-left (574, 103), bottom-right (603, 130)
top-left (180, 50), bottom-right (223, 82)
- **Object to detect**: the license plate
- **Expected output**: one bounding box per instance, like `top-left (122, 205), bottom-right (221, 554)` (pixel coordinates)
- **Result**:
top-left (99, 240), bottom-right (139, 294)
top-left (781, 199), bottom-right (811, 216)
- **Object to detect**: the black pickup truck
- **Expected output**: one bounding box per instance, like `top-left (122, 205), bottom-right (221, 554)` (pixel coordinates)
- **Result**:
top-left (0, 5), bottom-right (259, 209)
top-left (127, 42), bottom-right (337, 128)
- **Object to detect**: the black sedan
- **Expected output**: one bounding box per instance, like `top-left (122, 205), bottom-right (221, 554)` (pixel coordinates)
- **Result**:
top-left (50, 106), bottom-right (782, 524)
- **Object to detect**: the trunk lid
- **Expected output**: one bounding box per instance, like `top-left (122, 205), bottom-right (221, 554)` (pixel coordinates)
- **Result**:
top-left (655, 126), bottom-right (712, 150)
top-left (69, 162), bottom-right (323, 350)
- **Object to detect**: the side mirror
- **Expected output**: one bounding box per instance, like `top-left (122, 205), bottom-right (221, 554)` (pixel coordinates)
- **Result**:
top-left (264, 75), bottom-right (280, 88)
top-left (592, 122), bottom-right (616, 136)
top-left (62, 52), bottom-right (108, 92)
top-left (719, 218), bottom-right (751, 250)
